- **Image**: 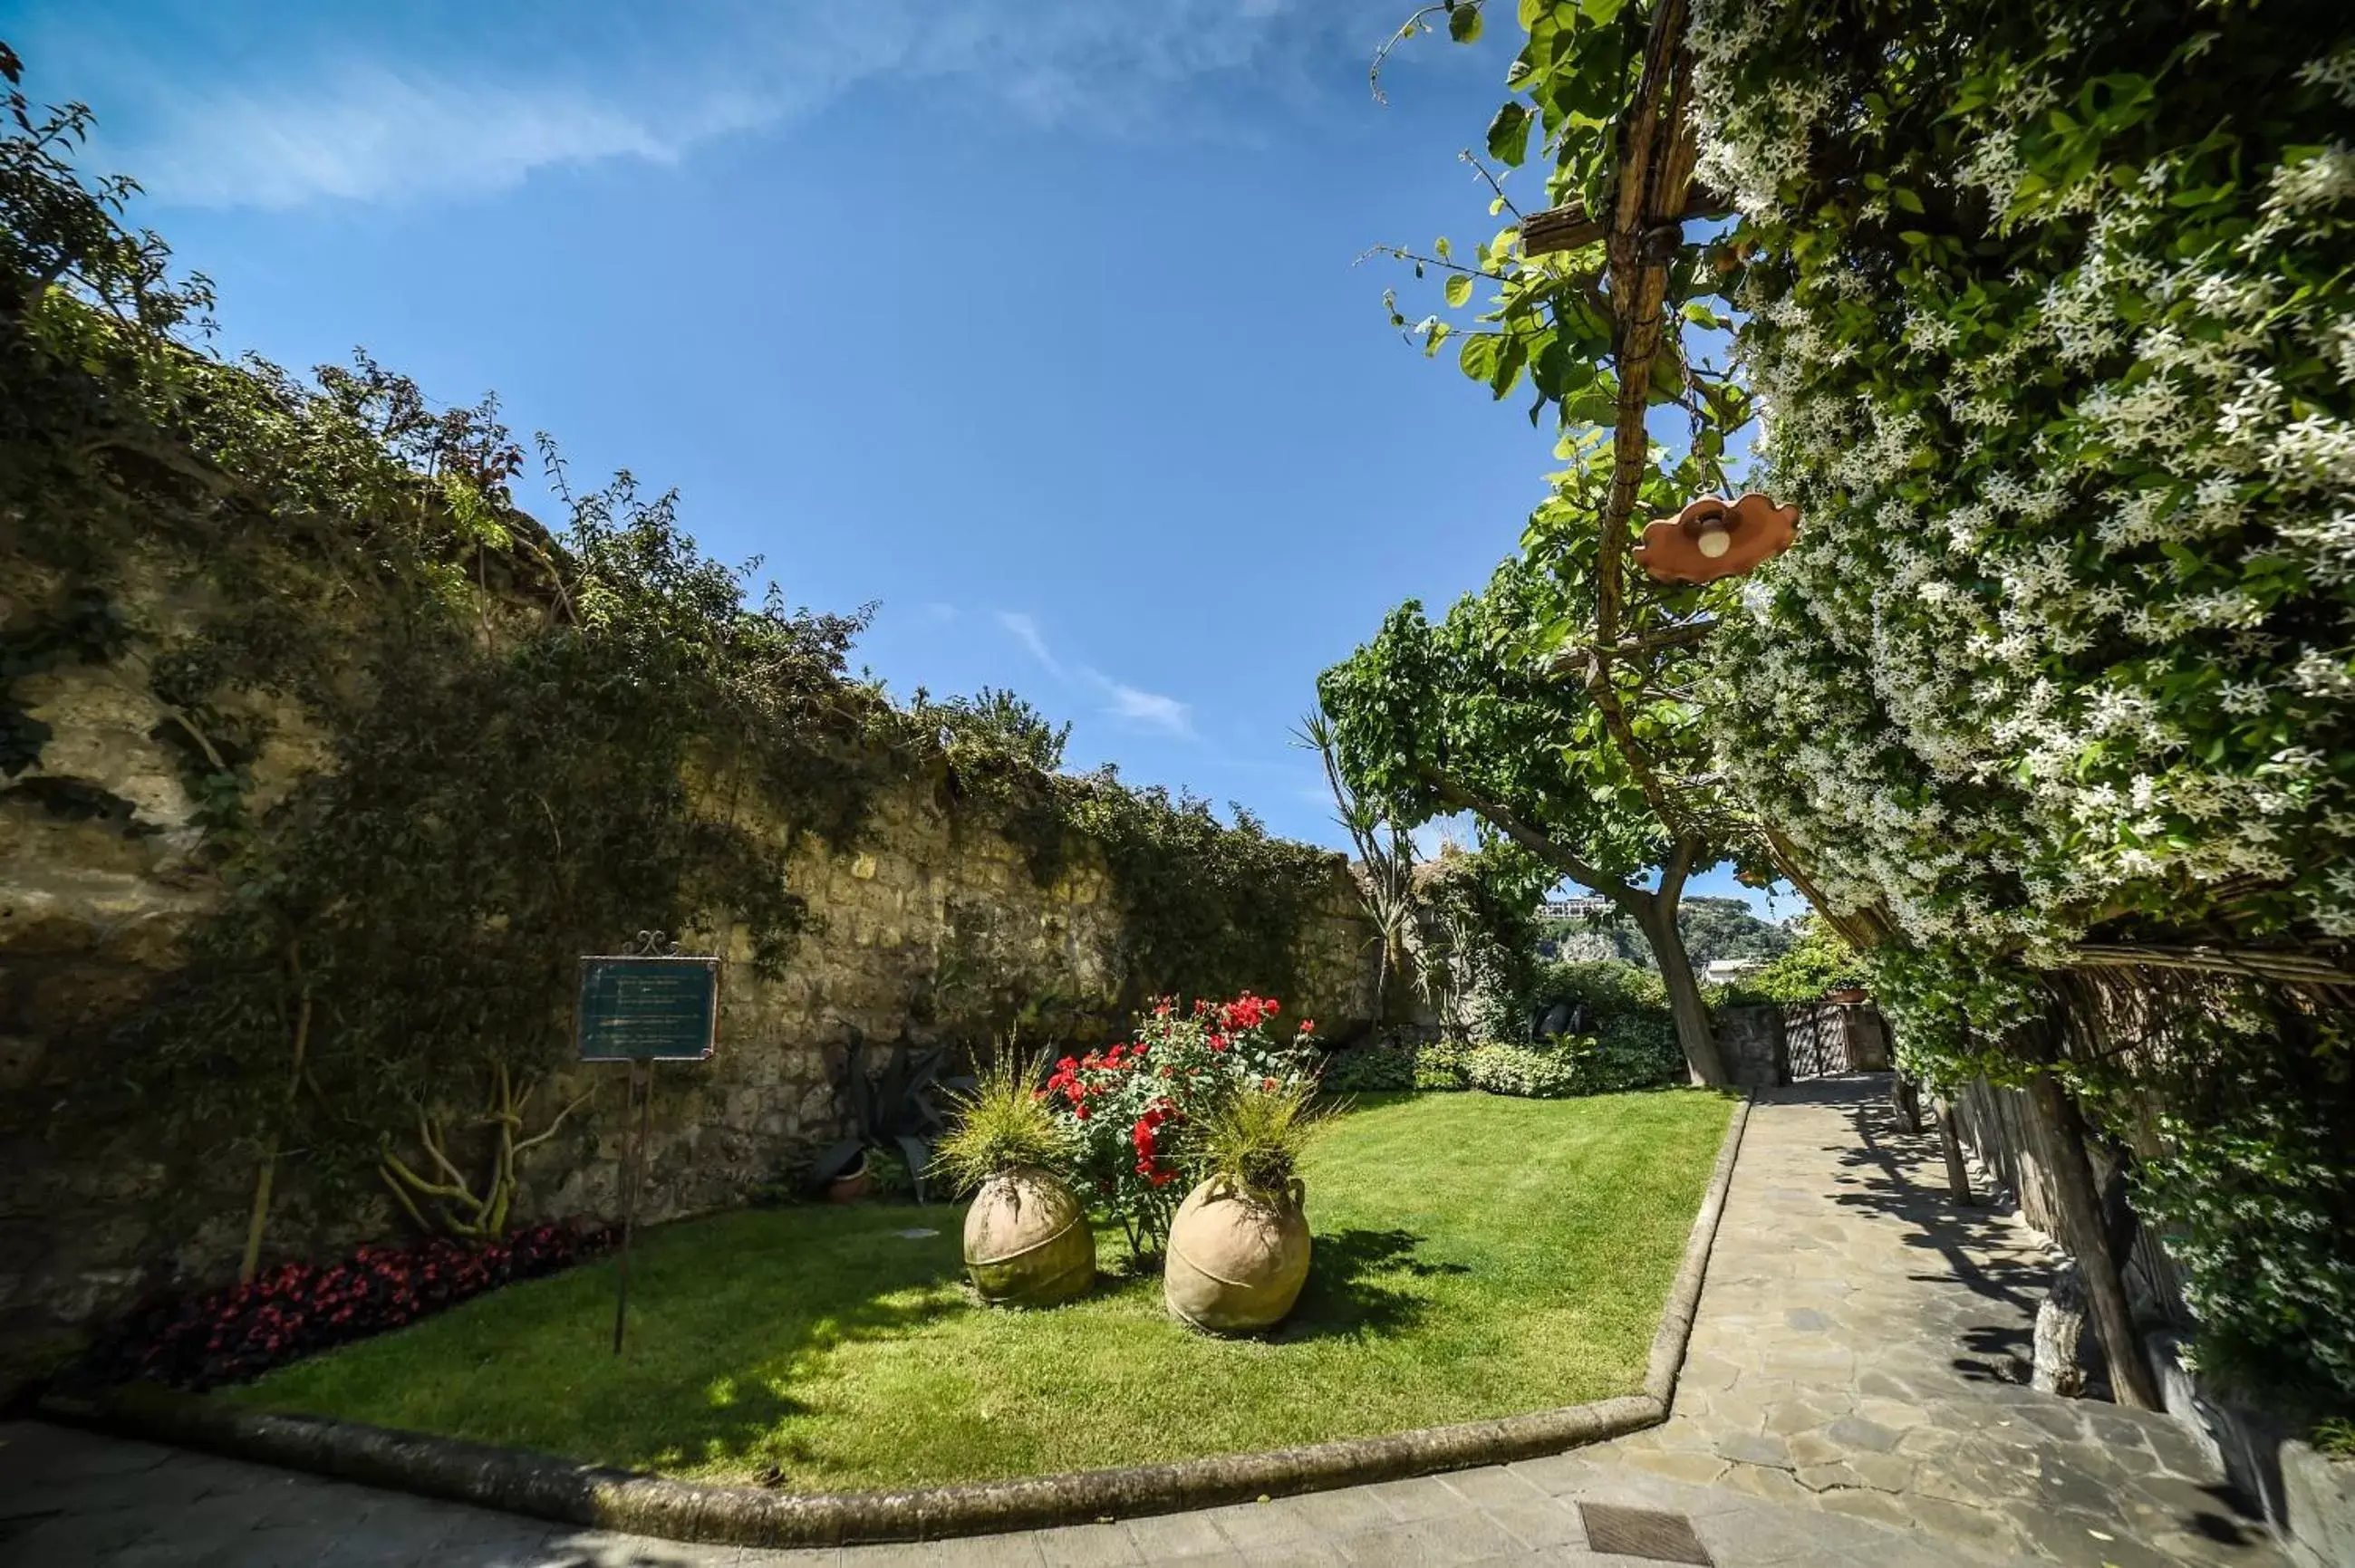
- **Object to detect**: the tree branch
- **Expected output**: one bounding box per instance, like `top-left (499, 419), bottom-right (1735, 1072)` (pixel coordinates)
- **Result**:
top-left (1415, 765), bottom-right (1632, 907)
top-left (1658, 833), bottom-right (1703, 907)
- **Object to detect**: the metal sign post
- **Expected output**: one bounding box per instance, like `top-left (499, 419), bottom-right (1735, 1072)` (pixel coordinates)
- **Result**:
top-left (576, 931), bottom-right (719, 1355)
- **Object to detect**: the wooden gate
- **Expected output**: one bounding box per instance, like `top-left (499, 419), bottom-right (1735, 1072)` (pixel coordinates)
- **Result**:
top-left (1778, 1002), bottom-right (1893, 1079)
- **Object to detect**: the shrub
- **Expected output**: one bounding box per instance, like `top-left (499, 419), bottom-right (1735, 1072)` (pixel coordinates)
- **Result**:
top-left (1465, 1040), bottom-right (1591, 1099)
top-left (932, 1050), bottom-right (1068, 1194)
top-left (1040, 993), bottom-right (1316, 1258)
top-left (1317, 1040), bottom-right (1417, 1094)
top-left (1512, 960), bottom-right (1683, 1090)
top-left (1462, 1027), bottom-right (1684, 1100)
top-left (2136, 1103), bottom-right (2355, 1414)
top-left (1528, 959), bottom-right (1668, 1023)
top-left (1414, 1038), bottom-right (1472, 1092)
top-left (1314, 1037), bottom-right (1482, 1094)
top-left (69, 1224), bottom-right (616, 1392)
top-left (1713, 917), bottom-right (1865, 1006)
top-left (1590, 1015), bottom-right (1684, 1092)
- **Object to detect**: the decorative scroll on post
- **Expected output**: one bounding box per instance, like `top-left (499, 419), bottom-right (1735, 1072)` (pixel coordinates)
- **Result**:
top-left (577, 931), bottom-right (719, 1352)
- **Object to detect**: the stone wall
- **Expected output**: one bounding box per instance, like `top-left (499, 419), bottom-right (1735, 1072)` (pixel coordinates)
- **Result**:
top-left (0, 587), bottom-right (1381, 1392)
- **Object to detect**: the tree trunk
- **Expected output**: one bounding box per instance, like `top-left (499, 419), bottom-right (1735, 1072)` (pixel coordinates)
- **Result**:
top-left (239, 955), bottom-right (313, 1285)
top-left (1892, 1075), bottom-right (1922, 1132)
top-left (1632, 893), bottom-right (1728, 1086)
top-left (2026, 1067), bottom-right (2160, 1410)
top-left (1934, 1097), bottom-right (1974, 1205)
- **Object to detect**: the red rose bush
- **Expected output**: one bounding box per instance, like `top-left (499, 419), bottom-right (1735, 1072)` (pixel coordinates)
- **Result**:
top-left (1038, 993), bottom-right (1316, 1259)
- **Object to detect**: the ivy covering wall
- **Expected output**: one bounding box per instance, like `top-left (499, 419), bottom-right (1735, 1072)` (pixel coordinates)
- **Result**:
top-left (0, 53), bottom-right (1342, 1286)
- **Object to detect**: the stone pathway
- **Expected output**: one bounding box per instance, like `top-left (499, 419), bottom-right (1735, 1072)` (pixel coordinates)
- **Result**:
top-left (1588, 1076), bottom-right (2285, 1567)
top-left (0, 1077), bottom-right (2289, 1567)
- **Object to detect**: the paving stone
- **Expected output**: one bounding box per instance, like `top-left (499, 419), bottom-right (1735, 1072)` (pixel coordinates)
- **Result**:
top-left (1794, 1463), bottom-right (1865, 1493)
top-left (1280, 1488), bottom-right (1396, 1536)
top-left (1503, 1455), bottom-right (1614, 1499)
top-left (1840, 1451), bottom-right (1914, 1493)
top-left (1821, 1416), bottom-right (1900, 1454)
top-left (1711, 1432), bottom-right (1789, 1467)
top-left (1119, 1510), bottom-right (1231, 1561)
top-left (1781, 1429), bottom-right (1847, 1467)
top-left (1330, 1511), bottom-right (1523, 1566)
top-left (1614, 1448), bottom-right (1731, 1486)
top-left (1359, 1474), bottom-right (1469, 1521)
top-left (1198, 1498), bottom-right (1321, 1552)
top-left (1034, 1518), bottom-right (1146, 1566)
top-left (1437, 1467), bottom-right (1548, 1510)
top-left (1478, 1497), bottom-right (1585, 1549)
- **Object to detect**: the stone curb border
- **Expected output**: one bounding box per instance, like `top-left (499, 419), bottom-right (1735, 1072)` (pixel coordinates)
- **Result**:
top-left (41, 1092), bottom-right (1753, 1548)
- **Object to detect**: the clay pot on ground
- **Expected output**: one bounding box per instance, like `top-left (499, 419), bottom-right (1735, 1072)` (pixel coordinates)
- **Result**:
top-left (1163, 1175), bottom-right (1312, 1333)
top-left (825, 1150), bottom-right (873, 1205)
top-left (962, 1166), bottom-right (1095, 1307)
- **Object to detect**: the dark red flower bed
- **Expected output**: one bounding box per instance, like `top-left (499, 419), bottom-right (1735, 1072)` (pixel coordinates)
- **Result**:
top-left (70, 1222), bottom-right (618, 1392)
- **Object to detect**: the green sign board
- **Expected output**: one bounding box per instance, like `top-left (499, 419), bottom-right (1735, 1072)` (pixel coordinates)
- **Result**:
top-left (576, 956), bottom-right (719, 1061)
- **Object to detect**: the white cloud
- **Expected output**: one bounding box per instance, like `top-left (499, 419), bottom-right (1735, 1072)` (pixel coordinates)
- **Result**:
top-left (46, 0), bottom-right (1350, 210)
top-left (1094, 676), bottom-right (1194, 738)
top-left (993, 609), bottom-right (1192, 737)
top-left (995, 611), bottom-right (1065, 678)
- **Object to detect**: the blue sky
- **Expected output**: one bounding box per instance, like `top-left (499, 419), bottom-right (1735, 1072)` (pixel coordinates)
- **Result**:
top-left (9, 0), bottom-right (1786, 917)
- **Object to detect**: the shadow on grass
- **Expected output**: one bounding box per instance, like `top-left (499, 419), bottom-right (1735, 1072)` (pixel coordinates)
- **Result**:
top-left (1272, 1227), bottom-right (1469, 1344)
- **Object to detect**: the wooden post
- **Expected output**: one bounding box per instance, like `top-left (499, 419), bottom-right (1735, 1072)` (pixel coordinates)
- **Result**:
top-left (1934, 1097), bottom-right (1974, 1204)
top-left (1891, 1075), bottom-right (1922, 1133)
top-left (613, 1060), bottom-right (651, 1354)
top-left (2025, 1067), bottom-right (2160, 1410)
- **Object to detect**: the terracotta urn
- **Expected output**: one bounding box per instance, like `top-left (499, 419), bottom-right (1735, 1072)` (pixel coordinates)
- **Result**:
top-left (825, 1150), bottom-right (873, 1205)
top-left (962, 1166), bottom-right (1095, 1307)
top-left (1163, 1175), bottom-right (1311, 1333)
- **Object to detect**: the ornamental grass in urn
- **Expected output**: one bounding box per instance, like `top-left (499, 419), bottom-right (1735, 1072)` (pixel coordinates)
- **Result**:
top-left (933, 1052), bottom-right (1095, 1308)
top-left (1163, 1078), bottom-right (1330, 1334)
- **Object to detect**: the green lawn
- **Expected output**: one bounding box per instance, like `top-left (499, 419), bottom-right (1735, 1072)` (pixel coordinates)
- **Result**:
top-left (224, 1089), bottom-right (1733, 1489)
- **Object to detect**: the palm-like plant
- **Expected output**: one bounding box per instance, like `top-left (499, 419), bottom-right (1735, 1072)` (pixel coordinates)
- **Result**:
top-left (1298, 708), bottom-right (1422, 1023)
top-left (932, 1049), bottom-right (1067, 1195)
top-left (1190, 1078), bottom-right (1332, 1205)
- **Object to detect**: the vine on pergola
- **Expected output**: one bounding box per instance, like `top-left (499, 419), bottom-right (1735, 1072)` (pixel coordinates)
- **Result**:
top-left (1370, 0), bottom-right (2355, 1416)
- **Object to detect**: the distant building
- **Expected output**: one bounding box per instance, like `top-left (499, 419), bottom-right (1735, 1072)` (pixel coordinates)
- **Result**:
top-left (1539, 896), bottom-right (1617, 921)
top-left (1703, 958), bottom-right (1763, 984)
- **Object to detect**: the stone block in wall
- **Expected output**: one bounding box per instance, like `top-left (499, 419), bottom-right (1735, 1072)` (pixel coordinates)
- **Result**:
top-left (1714, 1005), bottom-right (1787, 1090)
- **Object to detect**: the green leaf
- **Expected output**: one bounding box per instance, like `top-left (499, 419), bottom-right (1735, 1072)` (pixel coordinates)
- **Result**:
top-left (1448, 4), bottom-right (1483, 43)
top-left (1434, 236), bottom-right (1453, 261)
top-left (1487, 102), bottom-right (1533, 167)
top-left (1445, 274), bottom-right (1475, 308)
top-left (1459, 332), bottom-right (1504, 384)
top-left (1891, 187), bottom-right (1926, 214)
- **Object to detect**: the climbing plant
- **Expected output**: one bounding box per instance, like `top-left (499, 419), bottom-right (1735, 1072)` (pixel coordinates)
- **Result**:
top-left (1380, 0), bottom-right (2354, 1409)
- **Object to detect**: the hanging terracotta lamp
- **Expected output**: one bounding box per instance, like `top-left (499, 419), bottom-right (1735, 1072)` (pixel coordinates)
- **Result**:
top-left (1633, 492), bottom-right (1800, 583)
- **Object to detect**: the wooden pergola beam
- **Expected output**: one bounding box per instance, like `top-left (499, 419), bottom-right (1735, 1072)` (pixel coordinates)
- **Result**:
top-left (1521, 187), bottom-right (1732, 258)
